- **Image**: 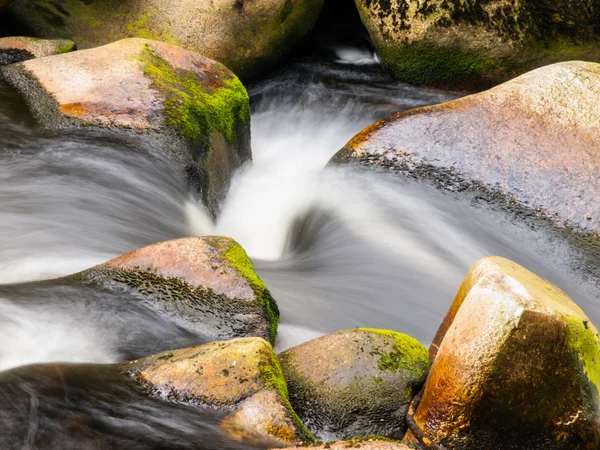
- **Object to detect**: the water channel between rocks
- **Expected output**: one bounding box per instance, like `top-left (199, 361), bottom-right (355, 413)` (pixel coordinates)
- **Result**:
top-left (0, 45), bottom-right (599, 448)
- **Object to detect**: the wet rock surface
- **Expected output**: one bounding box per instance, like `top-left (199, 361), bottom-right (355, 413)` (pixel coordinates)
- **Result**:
top-left (279, 328), bottom-right (429, 441)
top-left (354, 0), bottom-right (600, 87)
top-left (121, 337), bottom-right (314, 445)
top-left (0, 36), bottom-right (74, 65)
top-left (0, 38), bottom-right (251, 215)
top-left (332, 61), bottom-right (600, 236)
top-left (403, 256), bottom-right (600, 450)
top-left (77, 236), bottom-right (280, 345)
top-left (0, 0), bottom-right (325, 79)
top-left (279, 439), bottom-right (410, 449)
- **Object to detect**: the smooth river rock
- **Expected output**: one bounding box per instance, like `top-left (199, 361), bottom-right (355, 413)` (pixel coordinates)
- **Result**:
top-left (332, 61), bottom-right (600, 235)
top-left (0, 38), bottom-right (250, 216)
top-left (121, 337), bottom-right (314, 445)
top-left (0, 0), bottom-right (324, 79)
top-left (279, 328), bottom-right (429, 441)
top-left (279, 439), bottom-right (410, 450)
top-left (354, 0), bottom-right (600, 87)
top-left (403, 256), bottom-right (600, 450)
top-left (74, 236), bottom-right (279, 345)
top-left (0, 36), bottom-right (74, 65)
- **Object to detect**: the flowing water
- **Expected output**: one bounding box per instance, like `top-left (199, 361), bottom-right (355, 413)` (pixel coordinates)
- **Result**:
top-left (0, 45), bottom-right (599, 448)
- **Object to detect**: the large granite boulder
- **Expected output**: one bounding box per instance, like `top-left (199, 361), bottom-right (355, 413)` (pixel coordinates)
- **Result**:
top-left (354, 0), bottom-right (600, 87)
top-left (121, 337), bottom-right (314, 445)
top-left (0, 0), bottom-right (325, 79)
top-left (0, 36), bottom-right (74, 65)
top-left (403, 256), bottom-right (600, 450)
top-left (279, 328), bottom-right (429, 441)
top-left (332, 61), bottom-right (600, 235)
top-left (0, 38), bottom-right (250, 216)
top-left (74, 236), bottom-right (279, 346)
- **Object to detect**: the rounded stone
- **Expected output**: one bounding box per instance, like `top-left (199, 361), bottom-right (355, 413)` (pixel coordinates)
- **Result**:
top-left (0, 37), bottom-right (251, 215)
top-left (404, 256), bottom-right (600, 450)
top-left (75, 236), bottom-right (279, 345)
top-left (121, 337), bottom-right (314, 445)
top-left (331, 61), bottom-right (600, 235)
top-left (0, 36), bottom-right (74, 65)
top-left (2, 0), bottom-right (325, 79)
top-left (279, 328), bottom-right (429, 441)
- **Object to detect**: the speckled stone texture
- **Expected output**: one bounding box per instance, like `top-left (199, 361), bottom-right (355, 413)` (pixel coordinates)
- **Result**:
top-left (121, 337), bottom-right (313, 445)
top-left (402, 256), bottom-right (600, 450)
top-left (279, 328), bottom-right (429, 441)
top-left (0, 38), bottom-right (251, 215)
top-left (74, 236), bottom-right (279, 345)
top-left (279, 440), bottom-right (410, 449)
top-left (332, 61), bottom-right (600, 235)
top-left (2, 0), bottom-right (324, 79)
top-left (0, 36), bottom-right (74, 65)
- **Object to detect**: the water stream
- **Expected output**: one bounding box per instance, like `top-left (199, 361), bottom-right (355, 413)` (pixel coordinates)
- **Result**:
top-left (0, 46), bottom-right (599, 448)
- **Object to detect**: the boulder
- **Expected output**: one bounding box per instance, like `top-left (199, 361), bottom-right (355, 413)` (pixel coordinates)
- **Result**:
top-left (74, 236), bottom-right (279, 345)
top-left (278, 328), bottom-right (429, 441)
top-left (0, 38), bottom-right (250, 216)
top-left (354, 0), bottom-right (600, 87)
top-left (121, 337), bottom-right (314, 445)
top-left (1, 0), bottom-right (325, 79)
top-left (0, 36), bottom-right (74, 65)
top-left (331, 61), bottom-right (600, 235)
top-left (279, 439), bottom-right (410, 449)
top-left (403, 256), bottom-right (600, 450)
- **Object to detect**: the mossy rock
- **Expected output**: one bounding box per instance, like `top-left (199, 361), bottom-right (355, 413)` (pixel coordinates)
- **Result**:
top-left (278, 328), bottom-right (429, 441)
top-left (73, 236), bottom-right (280, 345)
top-left (0, 38), bottom-right (250, 216)
top-left (331, 61), bottom-right (600, 236)
top-left (1, 0), bottom-right (325, 79)
top-left (354, 0), bottom-right (600, 87)
top-left (403, 256), bottom-right (600, 449)
top-left (0, 36), bottom-right (74, 65)
top-left (121, 337), bottom-right (314, 445)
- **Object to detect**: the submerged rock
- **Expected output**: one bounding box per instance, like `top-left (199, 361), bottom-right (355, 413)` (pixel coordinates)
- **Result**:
top-left (332, 61), bottom-right (600, 235)
top-left (0, 36), bottom-right (74, 65)
top-left (354, 0), bottom-right (600, 87)
top-left (278, 328), bottom-right (429, 441)
top-left (403, 256), bottom-right (600, 450)
top-left (121, 337), bottom-right (314, 445)
top-left (74, 236), bottom-right (279, 345)
top-left (0, 38), bottom-right (250, 215)
top-left (1, 0), bottom-right (324, 79)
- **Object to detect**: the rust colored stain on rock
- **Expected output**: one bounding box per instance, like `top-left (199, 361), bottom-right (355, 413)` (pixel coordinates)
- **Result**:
top-left (334, 61), bottom-right (600, 235)
top-left (103, 236), bottom-right (255, 301)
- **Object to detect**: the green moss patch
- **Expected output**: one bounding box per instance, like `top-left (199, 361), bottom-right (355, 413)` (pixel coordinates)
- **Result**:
top-left (562, 316), bottom-right (600, 392)
top-left (359, 328), bottom-right (429, 378)
top-left (222, 239), bottom-right (280, 345)
top-left (137, 45), bottom-right (249, 147)
top-left (258, 346), bottom-right (315, 443)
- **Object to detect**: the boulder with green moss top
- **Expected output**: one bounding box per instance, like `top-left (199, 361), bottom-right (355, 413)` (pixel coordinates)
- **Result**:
top-left (331, 61), bottom-right (600, 235)
top-left (278, 328), bottom-right (429, 441)
top-left (73, 236), bottom-right (279, 345)
top-left (0, 38), bottom-right (250, 215)
top-left (355, 0), bottom-right (600, 87)
top-left (403, 256), bottom-right (600, 450)
top-left (0, 36), bottom-right (74, 65)
top-left (121, 337), bottom-right (314, 446)
top-left (1, 0), bottom-right (324, 79)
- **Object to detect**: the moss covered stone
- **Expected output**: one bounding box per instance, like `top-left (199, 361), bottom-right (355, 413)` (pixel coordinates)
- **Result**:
top-left (355, 0), bottom-right (600, 87)
top-left (404, 256), bottom-right (600, 449)
top-left (121, 337), bottom-right (313, 444)
top-left (279, 328), bottom-right (429, 441)
top-left (3, 0), bottom-right (325, 79)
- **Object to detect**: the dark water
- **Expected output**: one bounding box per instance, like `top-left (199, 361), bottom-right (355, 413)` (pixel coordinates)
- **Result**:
top-left (0, 47), bottom-right (599, 448)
